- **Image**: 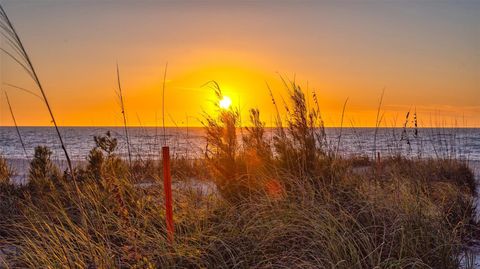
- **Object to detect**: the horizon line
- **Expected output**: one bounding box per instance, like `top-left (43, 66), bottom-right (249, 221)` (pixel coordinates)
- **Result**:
top-left (1, 125), bottom-right (479, 129)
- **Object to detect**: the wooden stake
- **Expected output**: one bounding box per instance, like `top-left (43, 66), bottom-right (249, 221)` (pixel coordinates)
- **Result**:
top-left (162, 146), bottom-right (174, 243)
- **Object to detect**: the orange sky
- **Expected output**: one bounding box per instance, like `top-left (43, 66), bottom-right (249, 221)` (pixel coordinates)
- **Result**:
top-left (0, 1), bottom-right (478, 127)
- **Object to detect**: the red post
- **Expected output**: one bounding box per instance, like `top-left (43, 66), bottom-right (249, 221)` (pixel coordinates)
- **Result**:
top-left (162, 146), bottom-right (174, 243)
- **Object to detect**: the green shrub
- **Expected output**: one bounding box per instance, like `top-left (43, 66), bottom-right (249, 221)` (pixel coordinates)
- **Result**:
top-left (80, 131), bottom-right (129, 182)
top-left (28, 146), bottom-right (61, 190)
top-left (0, 155), bottom-right (12, 186)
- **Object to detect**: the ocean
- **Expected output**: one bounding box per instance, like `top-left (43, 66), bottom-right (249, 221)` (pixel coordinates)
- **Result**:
top-left (0, 127), bottom-right (479, 162)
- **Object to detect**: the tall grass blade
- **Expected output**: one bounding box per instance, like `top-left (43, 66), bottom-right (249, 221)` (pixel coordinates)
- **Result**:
top-left (4, 83), bottom-right (43, 100)
top-left (4, 91), bottom-right (28, 159)
top-left (162, 62), bottom-right (168, 146)
top-left (373, 89), bottom-right (385, 159)
top-left (336, 97), bottom-right (349, 156)
top-left (115, 64), bottom-right (132, 165)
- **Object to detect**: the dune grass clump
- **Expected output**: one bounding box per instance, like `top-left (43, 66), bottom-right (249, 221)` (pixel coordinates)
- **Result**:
top-left (194, 82), bottom-right (478, 268)
top-left (202, 82), bottom-right (244, 202)
top-left (279, 82), bottom-right (323, 176)
top-left (240, 108), bottom-right (273, 184)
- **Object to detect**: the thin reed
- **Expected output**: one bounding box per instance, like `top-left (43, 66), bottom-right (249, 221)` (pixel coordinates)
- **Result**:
top-left (4, 91), bottom-right (28, 159)
top-left (115, 64), bottom-right (132, 165)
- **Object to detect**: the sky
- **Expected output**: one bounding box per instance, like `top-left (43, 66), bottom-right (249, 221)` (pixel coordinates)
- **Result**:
top-left (0, 0), bottom-right (478, 127)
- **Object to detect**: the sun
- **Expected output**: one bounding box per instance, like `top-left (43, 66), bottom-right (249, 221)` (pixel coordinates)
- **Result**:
top-left (219, 95), bottom-right (232, 109)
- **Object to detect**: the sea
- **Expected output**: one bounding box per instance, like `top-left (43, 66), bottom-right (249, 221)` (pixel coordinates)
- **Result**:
top-left (0, 127), bottom-right (479, 162)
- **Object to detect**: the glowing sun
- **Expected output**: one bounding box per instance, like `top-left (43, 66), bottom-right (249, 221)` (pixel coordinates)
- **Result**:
top-left (219, 96), bottom-right (232, 109)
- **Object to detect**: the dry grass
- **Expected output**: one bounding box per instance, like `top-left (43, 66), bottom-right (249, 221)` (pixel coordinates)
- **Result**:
top-left (0, 155), bottom-right (476, 268)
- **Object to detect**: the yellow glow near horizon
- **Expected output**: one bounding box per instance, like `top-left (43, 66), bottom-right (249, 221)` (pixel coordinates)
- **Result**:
top-left (219, 96), bottom-right (232, 109)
